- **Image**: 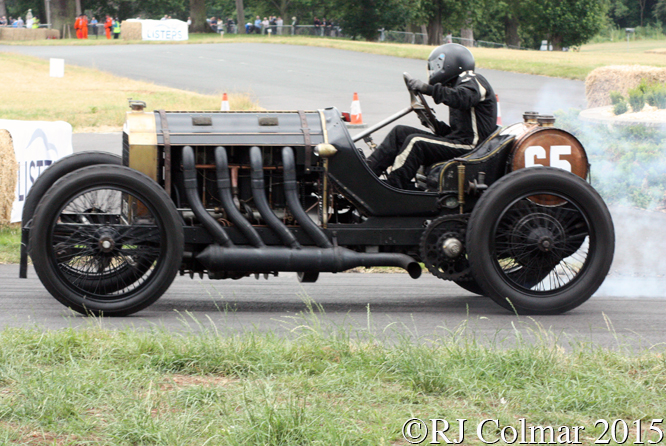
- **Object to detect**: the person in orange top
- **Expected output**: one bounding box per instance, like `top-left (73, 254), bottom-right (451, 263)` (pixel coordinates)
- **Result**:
top-left (74, 15), bottom-right (82, 39)
top-left (81, 14), bottom-right (88, 39)
top-left (104, 15), bottom-right (112, 39)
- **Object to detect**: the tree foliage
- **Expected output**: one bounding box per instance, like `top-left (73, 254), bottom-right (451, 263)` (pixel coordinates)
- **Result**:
top-left (523, 0), bottom-right (607, 49)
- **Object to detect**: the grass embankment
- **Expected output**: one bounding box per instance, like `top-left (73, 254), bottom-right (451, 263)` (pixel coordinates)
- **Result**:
top-left (1, 319), bottom-right (666, 445)
top-left (3, 33), bottom-right (666, 80)
top-left (0, 225), bottom-right (20, 264)
top-left (0, 52), bottom-right (258, 132)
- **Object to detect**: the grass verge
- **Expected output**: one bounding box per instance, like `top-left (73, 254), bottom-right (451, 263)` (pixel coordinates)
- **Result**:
top-left (0, 224), bottom-right (20, 264)
top-left (3, 34), bottom-right (666, 80)
top-left (0, 52), bottom-right (259, 132)
top-left (0, 314), bottom-right (665, 445)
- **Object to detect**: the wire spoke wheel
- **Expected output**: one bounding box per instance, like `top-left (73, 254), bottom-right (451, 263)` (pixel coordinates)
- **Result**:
top-left (30, 165), bottom-right (183, 316)
top-left (467, 167), bottom-right (614, 314)
top-left (493, 198), bottom-right (589, 293)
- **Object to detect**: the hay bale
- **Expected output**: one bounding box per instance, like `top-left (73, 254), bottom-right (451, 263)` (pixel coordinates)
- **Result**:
top-left (121, 21), bottom-right (142, 40)
top-left (586, 65), bottom-right (666, 108)
top-left (0, 130), bottom-right (17, 225)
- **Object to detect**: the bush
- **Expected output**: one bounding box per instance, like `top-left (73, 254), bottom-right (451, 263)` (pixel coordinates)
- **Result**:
top-left (609, 91), bottom-right (624, 105)
top-left (646, 84), bottom-right (666, 109)
top-left (613, 99), bottom-right (628, 114)
top-left (628, 86), bottom-right (645, 112)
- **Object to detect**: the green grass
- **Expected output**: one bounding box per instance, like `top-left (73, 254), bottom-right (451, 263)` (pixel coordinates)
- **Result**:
top-left (0, 225), bottom-right (20, 264)
top-left (0, 314), bottom-right (665, 445)
top-left (3, 33), bottom-right (666, 80)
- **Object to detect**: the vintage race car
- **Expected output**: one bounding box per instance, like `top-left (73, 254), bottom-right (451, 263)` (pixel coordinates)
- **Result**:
top-left (19, 82), bottom-right (615, 316)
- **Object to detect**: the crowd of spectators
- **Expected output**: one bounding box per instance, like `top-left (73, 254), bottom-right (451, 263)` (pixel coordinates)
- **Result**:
top-left (0, 9), bottom-right (42, 29)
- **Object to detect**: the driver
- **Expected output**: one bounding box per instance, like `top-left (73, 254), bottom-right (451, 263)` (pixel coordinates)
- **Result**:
top-left (366, 43), bottom-right (497, 189)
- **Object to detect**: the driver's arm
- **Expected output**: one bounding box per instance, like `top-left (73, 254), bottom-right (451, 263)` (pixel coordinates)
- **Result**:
top-left (430, 75), bottom-right (483, 111)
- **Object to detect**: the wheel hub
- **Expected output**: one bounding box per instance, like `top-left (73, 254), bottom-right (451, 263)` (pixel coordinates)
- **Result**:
top-left (419, 215), bottom-right (471, 281)
top-left (510, 212), bottom-right (565, 265)
top-left (98, 236), bottom-right (115, 253)
top-left (442, 237), bottom-right (463, 258)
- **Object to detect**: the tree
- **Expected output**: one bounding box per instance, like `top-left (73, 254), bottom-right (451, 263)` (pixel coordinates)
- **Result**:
top-left (190, 0), bottom-right (209, 32)
top-left (524, 0), bottom-right (607, 50)
top-left (0, 0), bottom-right (7, 19)
top-left (417, 0), bottom-right (465, 45)
top-left (656, 0), bottom-right (666, 21)
top-left (235, 0), bottom-right (244, 33)
top-left (50, 0), bottom-right (76, 35)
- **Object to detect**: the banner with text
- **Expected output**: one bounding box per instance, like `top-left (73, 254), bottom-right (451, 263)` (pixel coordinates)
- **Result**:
top-left (0, 119), bottom-right (73, 222)
top-left (140, 19), bottom-right (188, 41)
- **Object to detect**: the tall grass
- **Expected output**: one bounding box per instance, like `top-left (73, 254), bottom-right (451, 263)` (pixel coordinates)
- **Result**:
top-left (1, 313), bottom-right (665, 444)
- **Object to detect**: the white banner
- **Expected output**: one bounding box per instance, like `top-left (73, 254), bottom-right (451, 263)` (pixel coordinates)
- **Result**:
top-left (140, 19), bottom-right (189, 41)
top-left (0, 119), bottom-right (73, 222)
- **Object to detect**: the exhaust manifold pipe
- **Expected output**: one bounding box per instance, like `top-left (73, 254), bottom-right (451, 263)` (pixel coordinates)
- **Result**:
top-left (194, 146), bottom-right (421, 279)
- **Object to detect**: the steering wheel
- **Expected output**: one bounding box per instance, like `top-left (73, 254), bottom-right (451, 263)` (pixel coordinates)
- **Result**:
top-left (403, 72), bottom-right (438, 133)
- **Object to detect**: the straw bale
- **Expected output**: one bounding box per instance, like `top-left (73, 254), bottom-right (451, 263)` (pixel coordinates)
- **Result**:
top-left (586, 65), bottom-right (666, 108)
top-left (121, 21), bottom-right (142, 40)
top-left (0, 130), bottom-right (17, 225)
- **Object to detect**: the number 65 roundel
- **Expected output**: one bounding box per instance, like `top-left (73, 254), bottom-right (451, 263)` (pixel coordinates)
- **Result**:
top-left (510, 128), bottom-right (589, 180)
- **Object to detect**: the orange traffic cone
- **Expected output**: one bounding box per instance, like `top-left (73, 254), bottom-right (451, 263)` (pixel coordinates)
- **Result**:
top-left (221, 92), bottom-right (230, 111)
top-left (350, 92), bottom-right (363, 125)
top-left (496, 94), bottom-right (502, 126)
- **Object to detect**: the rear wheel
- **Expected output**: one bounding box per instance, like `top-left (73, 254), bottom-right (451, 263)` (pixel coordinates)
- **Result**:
top-left (467, 167), bottom-right (614, 314)
top-left (30, 165), bottom-right (183, 316)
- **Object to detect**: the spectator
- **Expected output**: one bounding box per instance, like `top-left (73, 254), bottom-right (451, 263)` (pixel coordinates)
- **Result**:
top-left (276, 16), bottom-right (283, 35)
top-left (74, 15), bottom-right (82, 37)
top-left (104, 15), bottom-right (112, 39)
top-left (254, 16), bottom-right (261, 34)
top-left (245, 22), bottom-right (252, 33)
top-left (161, 15), bottom-right (168, 20)
top-left (0, 16), bottom-right (7, 26)
top-left (90, 17), bottom-right (98, 36)
top-left (261, 17), bottom-right (269, 34)
top-left (269, 16), bottom-right (277, 35)
top-left (313, 17), bottom-right (321, 36)
top-left (112, 18), bottom-right (121, 39)
top-left (226, 17), bottom-right (235, 34)
top-left (25, 9), bottom-right (33, 28)
top-left (187, 17), bottom-right (191, 27)
top-left (210, 17), bottom-right (218, 33)
top-left (32, 17), bottom-right (39, 29)
top-left (291, 16), bottom-right (298, 34)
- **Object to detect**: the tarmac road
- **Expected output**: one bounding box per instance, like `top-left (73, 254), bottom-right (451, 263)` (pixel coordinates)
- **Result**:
top-left (2, 264), bottom-right (666, 348)
top-left (1, 43), bottom-right (665, 345)
top-left (0, 42), bottom-right (585, 135)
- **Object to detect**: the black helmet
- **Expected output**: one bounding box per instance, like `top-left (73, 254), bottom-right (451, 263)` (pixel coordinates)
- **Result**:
top-left (427, 43), bottom-right (475, 86)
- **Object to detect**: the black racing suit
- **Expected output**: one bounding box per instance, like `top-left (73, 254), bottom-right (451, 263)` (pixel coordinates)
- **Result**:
top-left (367, 71), bottom-right (497, 189)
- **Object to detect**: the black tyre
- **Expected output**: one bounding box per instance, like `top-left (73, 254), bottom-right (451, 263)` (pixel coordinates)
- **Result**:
top-left (454, 279), bottom-right (485, 296)
top-left (30, 165), bottom-right (183, 316)
top-left (466, 167), bottom-right (614, 314)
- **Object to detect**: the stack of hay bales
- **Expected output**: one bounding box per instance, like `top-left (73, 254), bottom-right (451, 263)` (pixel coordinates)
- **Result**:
top-left (0, 28), bottom-right (60, 41)
top-left (0, 130), bottom-right (17, 225)
top-left (586, 65), bottom-right (666, 108)
top-left (121, 20), bottom-right (142, 40)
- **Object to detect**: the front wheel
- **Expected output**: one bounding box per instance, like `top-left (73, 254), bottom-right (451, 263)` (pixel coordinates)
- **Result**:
top-left (30, 165), bottom-right (184, 316)
top-left (467, 167), bottom-right (614, 314)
